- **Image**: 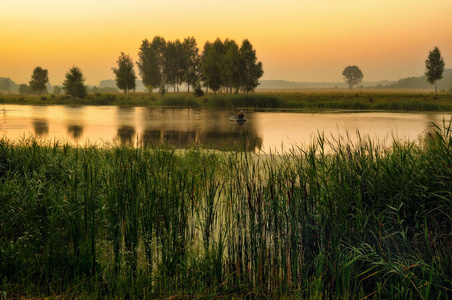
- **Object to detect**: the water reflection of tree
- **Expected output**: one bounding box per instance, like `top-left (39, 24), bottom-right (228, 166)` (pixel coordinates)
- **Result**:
top-left (33, 119), bottom-right (49, 137)
top-left (139, 107), bottom-right (263, 152)
top-left (67, 125), bottom-right (83, 140)
top-left (163, 130), bottom-right (197, 147)
top-left (142, 129), bottom-right (161, 147)
top-left (117, 125), bottom-right (136, 145)
top-left (140, 126), bottom-right (263, 151)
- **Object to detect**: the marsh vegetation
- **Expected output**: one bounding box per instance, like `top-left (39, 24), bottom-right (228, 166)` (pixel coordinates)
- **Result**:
top-left (0, 121), bottom-right (451, 298)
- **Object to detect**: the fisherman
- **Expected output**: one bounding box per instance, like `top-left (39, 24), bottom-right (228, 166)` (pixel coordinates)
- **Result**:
top-left (238, 110), bottom-right (245, 120)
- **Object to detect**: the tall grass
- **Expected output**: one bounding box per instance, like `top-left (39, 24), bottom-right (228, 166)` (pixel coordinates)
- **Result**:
top-left (0, 122), bottom-right (451, 298)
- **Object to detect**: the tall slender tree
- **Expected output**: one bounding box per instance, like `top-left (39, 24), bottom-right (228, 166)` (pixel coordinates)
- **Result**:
top-left (113, 52), bottom-right (136, 97)
top-left (29, 67), bottom-right (49, 94)
top-left (425, 46), bottom-right (445, 93)
top-left (238, 39), bottom-right (263, 93)
top-left (183, 36), bottom-right (200, 93)
top-left (224, 39), bottom-right (241, 94)
top-left (201, 40), bottom-right (223, 94)
top-left (137, 36), bottom-right (166, 93)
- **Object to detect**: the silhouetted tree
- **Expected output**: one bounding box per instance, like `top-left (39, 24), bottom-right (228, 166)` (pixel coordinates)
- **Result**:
top-left (112, 52), bottom-right (136, 96)
top-left (29, 67), bottom-right (49, 94)
top-left (238, 39), bottom-right (263, 93)
top-left (63, 66), bottom-right (87, 98)
top-left (425, 47), bottom-right (445, 93)
top-left (342, 66), bottom-right (363, 89)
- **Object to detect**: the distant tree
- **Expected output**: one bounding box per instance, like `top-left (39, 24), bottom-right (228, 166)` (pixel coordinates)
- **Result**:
top-left (342, 66), bottom-right (363, 89)
top-left (425, 47), bottom-right (445, 93)
top-left (53, 85), bottom-right (62, 95)
top-left (63, 66), bottom-right (87, 98)
top-left (18, 84), bottom-right (34, 94)
top-left (29, 67), bottom-right (49, 94)
top-left (18, 84), bottom-right (28, 94)
top-left (112, 52), bottom-right (136, 96)
top-left (0, 79), bottom-right (11, 93)
top-left (238, 39), bottom-right (263, 93)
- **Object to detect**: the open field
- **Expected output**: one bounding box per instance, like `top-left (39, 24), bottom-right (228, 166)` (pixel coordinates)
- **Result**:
top-left (1, 123), bottom-right (451, 298)
top-left (1, 90), bottom-right (452, 111)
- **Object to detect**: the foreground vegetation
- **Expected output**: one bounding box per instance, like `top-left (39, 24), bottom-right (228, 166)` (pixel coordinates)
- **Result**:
top-left (1, 91), bottom-right (452, 112)
top-left (0, 122), bottom-right (451, 299)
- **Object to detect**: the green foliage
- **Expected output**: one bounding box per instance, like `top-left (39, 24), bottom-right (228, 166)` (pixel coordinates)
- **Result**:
top-left (63, 66), bottom-right (87, 98)
top-left (112, 52), bottom-right (136, 96)
top-left (342, 65), bottom-right (364, 89)
top-left (29, 66), bottom-right (49, 95)
top-left (425, 47), bottom-right (445, 93)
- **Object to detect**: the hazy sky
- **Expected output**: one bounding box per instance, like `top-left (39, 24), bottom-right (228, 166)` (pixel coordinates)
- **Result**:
top-left (1, 0), bottom-right (452, 85)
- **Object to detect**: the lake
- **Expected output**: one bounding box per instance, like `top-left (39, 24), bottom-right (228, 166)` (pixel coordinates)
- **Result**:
top-left (0, 105), bottom-right (450, 152)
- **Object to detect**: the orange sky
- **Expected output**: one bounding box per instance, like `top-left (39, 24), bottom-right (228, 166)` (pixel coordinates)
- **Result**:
top-left (1, 0), bottom-right (452, 86)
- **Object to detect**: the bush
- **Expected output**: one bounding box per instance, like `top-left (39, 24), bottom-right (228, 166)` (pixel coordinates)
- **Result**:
top-left (193, 86), bottom-right (204, 97)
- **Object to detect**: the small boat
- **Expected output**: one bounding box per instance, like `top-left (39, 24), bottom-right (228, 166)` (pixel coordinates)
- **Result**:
top-left (230, 116), bottom-right (247, 122)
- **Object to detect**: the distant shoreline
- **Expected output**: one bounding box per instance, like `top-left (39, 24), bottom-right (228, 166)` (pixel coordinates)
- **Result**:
top-left (1, 91), bottom-right (452, 112)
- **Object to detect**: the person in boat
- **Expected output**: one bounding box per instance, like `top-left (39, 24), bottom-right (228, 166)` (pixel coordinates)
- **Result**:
top-left (238, 110), bottom-right (245, 120)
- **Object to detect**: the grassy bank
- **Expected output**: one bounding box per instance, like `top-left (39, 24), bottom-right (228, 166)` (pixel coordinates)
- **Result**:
top-left (1, 123), bottom-right (451, 298)
top-left (1, 91), bottom-right (452, 111)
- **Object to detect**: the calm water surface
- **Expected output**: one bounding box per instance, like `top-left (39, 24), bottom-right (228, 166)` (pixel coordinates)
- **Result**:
top-left (0, 105), bottom-right (450, 152)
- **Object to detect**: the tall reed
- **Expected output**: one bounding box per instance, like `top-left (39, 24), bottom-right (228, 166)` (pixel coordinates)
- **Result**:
top-left (0, 121), bottom-right (451, 298)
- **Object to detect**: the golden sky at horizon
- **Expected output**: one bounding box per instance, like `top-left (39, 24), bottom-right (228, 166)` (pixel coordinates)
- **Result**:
top-left (1, 0), bottom-right (452, 86)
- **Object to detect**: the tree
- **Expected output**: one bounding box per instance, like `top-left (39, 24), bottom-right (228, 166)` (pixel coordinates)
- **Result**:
top-left (224, 39), bottom-right (241, 93)
top-left (238, 39), bottom-right (263, 93)
top-left (164, 40), bottom-right (180, 93)
top-left (63, 66), bottom-right (87, 98)
top-left (19, 84), bottom-right (28, 94)
top-left (342, 66), bottom-right (363, 89)
top-left (200, 40), bottom-right (223, 94)
top-left (112, 52), bottom-right (136, 96)
top-left (53, 85), bottom-right (62, 95)
top-left (0, 79), bottom-right (11, 93)
top-left (425, 47), bottom-right (445, 93)
top-left (183, 37), bottom-right (200, 93)
top-left (29, 67), bottom-right (49, 94)
top-left (137, 36), bottom-right (166, 93)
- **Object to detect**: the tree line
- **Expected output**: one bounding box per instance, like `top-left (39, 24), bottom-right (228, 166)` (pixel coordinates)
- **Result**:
top-left (10, 45), bottom-right (447, 98)
top-left (13, 36), bottom-right (263, 98)
top-left (132, 36), bottom-right (263, 95)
